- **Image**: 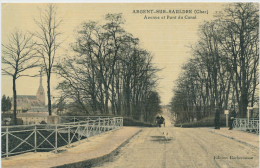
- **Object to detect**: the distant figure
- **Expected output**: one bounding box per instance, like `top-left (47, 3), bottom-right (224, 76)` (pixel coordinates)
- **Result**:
top-left (160, 116), bottom-right (165, 127)
top-left (156, 116), bottom-right (161, 127)
top-left (215, 108), bottom-right (220, 129)
top-left (229, 108), bottom-right (236, 130)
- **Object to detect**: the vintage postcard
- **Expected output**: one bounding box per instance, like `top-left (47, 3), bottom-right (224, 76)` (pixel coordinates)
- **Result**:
top-left (1, 1), bottom-right (259, 168)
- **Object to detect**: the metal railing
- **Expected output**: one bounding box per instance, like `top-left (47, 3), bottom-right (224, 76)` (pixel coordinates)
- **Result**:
top-left (232, 118), bottom-right (259, 134)
top-left (1, 117), bottom-right (123, 158)
top-left (58, 116), bottom-right (114, 124)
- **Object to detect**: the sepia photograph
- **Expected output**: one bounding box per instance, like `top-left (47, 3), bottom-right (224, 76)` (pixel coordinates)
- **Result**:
top-left (1, 1), bottom-right (259, 168)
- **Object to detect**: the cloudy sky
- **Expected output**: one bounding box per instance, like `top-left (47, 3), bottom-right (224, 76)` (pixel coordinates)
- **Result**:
top-left (1, 3), bottom-right (224, 105)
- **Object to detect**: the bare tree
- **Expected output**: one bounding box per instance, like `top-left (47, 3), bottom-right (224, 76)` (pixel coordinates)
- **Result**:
top-left (218, 3), bottom-right (259, 116)
top-left (34, 4), bottom-right (62, 116)
top-left (57, 13), bottom-right (161, 121)
top-left (171, 3), bottom-right (259, 124)
top-left (2, 31), bottom-right (39, 124)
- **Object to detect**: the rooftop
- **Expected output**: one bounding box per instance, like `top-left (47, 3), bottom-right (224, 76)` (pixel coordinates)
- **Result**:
top-left (17, 95), bottom-right (37, 100)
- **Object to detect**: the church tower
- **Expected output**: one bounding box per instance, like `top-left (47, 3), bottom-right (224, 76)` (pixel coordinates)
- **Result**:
top-left (36, 69), bottom-right (45, 106)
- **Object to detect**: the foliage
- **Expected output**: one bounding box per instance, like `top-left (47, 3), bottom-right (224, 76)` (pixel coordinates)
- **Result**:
top-left (1, 95), bottom-right (12, 112)
top-left (52, 96), bottom-right (66, 115)
top-left (144, 91), bottom-right (162, 122)
top-left (123, 117), bottom-right (156, 127)
top-left (174, 115), bottom-right (226, 128)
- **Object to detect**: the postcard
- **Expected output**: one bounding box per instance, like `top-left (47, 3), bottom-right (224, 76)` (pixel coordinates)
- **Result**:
top-left (1, 1), bottom-right (259, 168)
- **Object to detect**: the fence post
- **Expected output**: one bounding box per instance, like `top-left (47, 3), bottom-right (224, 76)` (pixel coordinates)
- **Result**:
top-left (113, 118), bottom-right (116, 129)
top-left (6, 127), bottom-right (9, 158)
top-left (78, 122), bottom-right (81, 140)
top-left (74, 116), bottom-right (76, 125)
top-left (256, 120), bottom-right (258, 134)
top-left (110, 118), bottom-right (113, 130)
top-left (106, 118), bottom-right (108, 131)
top-left (34, 125), bottom-right (37, 152)
top-left (98, 117), bottom-right (101, 134)
top-left (68, 125), bottom-right (71, 146)
top-left (55, 125), bottom-right (58, 153)
top-left (86, 121), bottom-right (89, 137)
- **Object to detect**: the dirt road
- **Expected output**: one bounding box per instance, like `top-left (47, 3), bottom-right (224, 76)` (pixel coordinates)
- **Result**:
top-left (94, 127), bottom-right (259, 168)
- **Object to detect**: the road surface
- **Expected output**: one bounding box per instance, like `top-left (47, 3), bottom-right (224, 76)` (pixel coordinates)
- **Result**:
top-left (94, 127), bottom-right (259, 168)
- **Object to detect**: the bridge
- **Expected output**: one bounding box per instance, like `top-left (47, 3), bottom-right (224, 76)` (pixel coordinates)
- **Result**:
top-left (2, 113), bottom-right (259, 168)
top-left (1, 116), bottom-right (123, 158)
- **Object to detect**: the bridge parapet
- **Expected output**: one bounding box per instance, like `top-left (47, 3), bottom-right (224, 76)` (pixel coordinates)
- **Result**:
top-left (1, 116), bottom-right (123, 158)
top-left (233, 118), bottom-right (259, 134)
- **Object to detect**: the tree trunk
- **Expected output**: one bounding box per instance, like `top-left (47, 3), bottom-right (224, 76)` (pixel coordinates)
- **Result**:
top-left (240, 25), bottom-right (248, 117)
top-left (47, 74), bottom-right (52, 116)
top-left (99, 81), bottom-right (104, 114)
top-left (12, 75), bottom-right (17, 125)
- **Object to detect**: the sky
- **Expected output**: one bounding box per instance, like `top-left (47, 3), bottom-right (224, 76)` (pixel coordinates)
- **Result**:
top-left (1, 3), bottom-right (225, 105)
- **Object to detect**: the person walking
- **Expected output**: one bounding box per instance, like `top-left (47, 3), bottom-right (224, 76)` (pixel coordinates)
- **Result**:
top-left (215, 107), bottom-right (220, 129)
top-left (229, 107), bottom-right (236, 130)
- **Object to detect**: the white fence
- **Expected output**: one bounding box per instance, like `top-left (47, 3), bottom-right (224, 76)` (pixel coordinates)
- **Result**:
top-left (58, 116), bottom-right (116, 124)
top-left (232, 118), bottom-right (259, 134)
top-left (1, 117), bottom-right (123, 158)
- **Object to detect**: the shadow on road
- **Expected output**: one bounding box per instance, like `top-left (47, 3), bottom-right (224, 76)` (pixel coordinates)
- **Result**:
top-left (150, 136), bottom-right (173, 143)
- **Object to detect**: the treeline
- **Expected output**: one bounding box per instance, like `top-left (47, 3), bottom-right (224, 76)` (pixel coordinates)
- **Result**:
top-left (56, 13), bottom-right (161, 122)
top-left (171, 3), bottom-right (259, 123)
top-left (1, 95), bottom-right (12, 112)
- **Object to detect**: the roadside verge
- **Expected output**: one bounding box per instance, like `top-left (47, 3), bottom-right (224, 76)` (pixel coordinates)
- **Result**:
top-left (209, 127), bottom-right (259, 149)
top-left (55, 128), bottom-right (142, 168)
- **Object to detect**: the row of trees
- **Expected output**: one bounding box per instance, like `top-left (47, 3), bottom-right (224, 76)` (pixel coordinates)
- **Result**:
top-left (2, 5), bottom-right (61, 124)
top-left (56, 13), bottom-right (161, 122)
top-left (171, 3), bottom-right (259, 123)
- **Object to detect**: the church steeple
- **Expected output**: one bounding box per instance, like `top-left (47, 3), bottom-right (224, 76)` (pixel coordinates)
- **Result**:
top-left (36, 68), bottom-right (45, 106)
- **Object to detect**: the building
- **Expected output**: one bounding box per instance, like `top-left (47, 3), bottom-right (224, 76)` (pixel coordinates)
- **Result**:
top-left (16, 71), bottom-right (45, 112)
top-left (17, 112), bottom-right (58, 125)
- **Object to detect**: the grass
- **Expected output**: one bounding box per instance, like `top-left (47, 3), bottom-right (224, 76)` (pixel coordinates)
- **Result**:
top-left (123, 117), bottom-right (156, 127)
top-left (174, 115), bottom-right (226, 128)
